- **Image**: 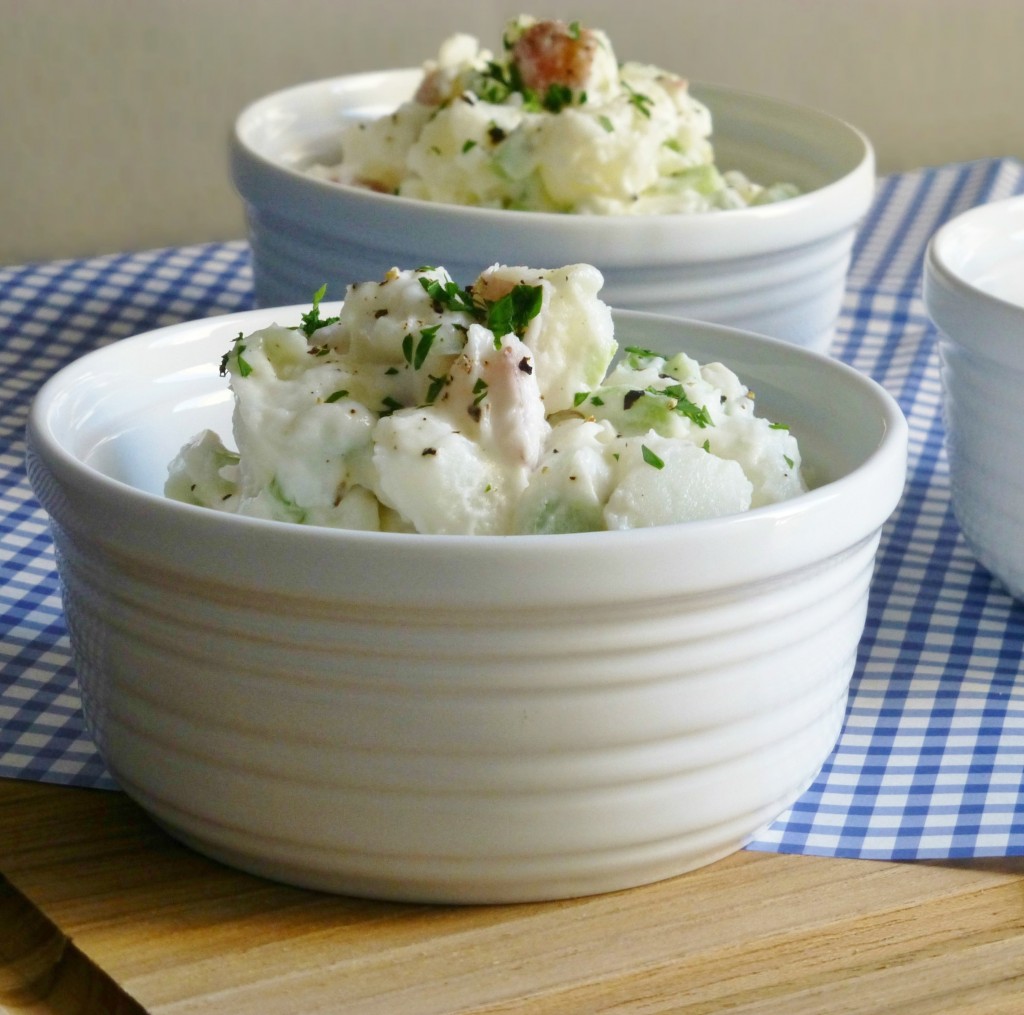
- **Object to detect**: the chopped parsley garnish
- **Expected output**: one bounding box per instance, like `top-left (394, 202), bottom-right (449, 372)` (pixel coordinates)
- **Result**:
top-left (702, 439), bottom-right (711, 452)
top-left (425, 373), bottom-right (448, 404)
top-left (324, 389), bottom-right (349, 403)
top-left (475, 56), bottom-right (581, 114)
top-left (418, 269), bottom-right (544, 349)
top-left (598, 115), bottom-right (614, 133)
top-left (401, 325), bottom-right (438, 368)
top-left (472, 377), bottom-right (489, 405)
top-left (624, 344), bottom-right (661, 363)
top-left (784, 454), bottom-right (795, 469)
top-left (299, 284), bottom-right (341, 337)
top-left (414, 324), bottom-right (440, 369)
top-left (641, 445), bottom-right (665, 469)
top-left (477, 59), bottom-right (524, 105)
top-left (573, 391), bottom-right (590, 408)
top-left (419, 276), bottom-right (477, 315)
top-left (380, 395), bottom-right (404, 417)
top-left (659, 384), bottom-right (713, 428)
top-left (485, 283), bottom-right (544, 343)
top-left (624, 83), bottom-right (654, 119)
top-left (620, 380), bottom-right (713, 428)
top-left (219, 332), bottom-right (252, 377)
top-left (568, 20), bottom-right (582, 39)
top-left (542, 83), bottom-right (575, 113)
top-left (462, 139), bottom-right (477, 153)
top-left (769, 422), bottom-right (790, 430)
top-left (590, 395), bottom-right (604, 406)
top-left (403, 325), bottom-right (440, 370)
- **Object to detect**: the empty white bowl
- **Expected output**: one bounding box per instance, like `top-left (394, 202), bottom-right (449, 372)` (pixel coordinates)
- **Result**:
top-left (924, 194), bottom-right (1024, 598)
top-left (231, 72), bottom-right (874, 353)
top-left (26, 306), bottom-right (906, 903)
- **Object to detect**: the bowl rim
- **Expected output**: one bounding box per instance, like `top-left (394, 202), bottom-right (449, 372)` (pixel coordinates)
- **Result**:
top-left (27, 306), bottom-right (907, 580)
top-left (229, 69), bottom-right (876, 239)
top-left (923, 194), bottom-right (1024, 361)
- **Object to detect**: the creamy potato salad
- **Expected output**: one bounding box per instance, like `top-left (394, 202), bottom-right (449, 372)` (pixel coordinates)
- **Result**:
top-left (312, 15), bottom-right (798, 214)
top-left (166, 263), bottom-right (806, 534)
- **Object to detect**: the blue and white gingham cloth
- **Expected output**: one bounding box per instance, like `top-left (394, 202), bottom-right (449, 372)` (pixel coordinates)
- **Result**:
top-left (3, 160), bottom-right (1024, 860)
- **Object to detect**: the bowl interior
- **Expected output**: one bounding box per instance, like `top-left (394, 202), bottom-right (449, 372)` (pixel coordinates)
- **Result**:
top-left (29, 306), bottom-right (908, 609)
top-left (929, 194), bottom-right (1024, 307)
top-left (38, 308), bottom-right (887, 502)
top-left (236, 71), bottom-right (869, 201)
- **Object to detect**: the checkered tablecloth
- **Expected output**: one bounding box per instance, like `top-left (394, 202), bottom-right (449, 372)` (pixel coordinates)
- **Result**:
top-left (3, 158), bottom-right (1024, 861)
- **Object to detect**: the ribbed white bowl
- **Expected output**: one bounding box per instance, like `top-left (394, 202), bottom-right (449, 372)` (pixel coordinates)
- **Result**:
top-left (924, 195), bottom-right (1024, 598)
top-left (231, 73), bottom-right (874, 353)
top-left (26, 309), bottom-right (906, 903)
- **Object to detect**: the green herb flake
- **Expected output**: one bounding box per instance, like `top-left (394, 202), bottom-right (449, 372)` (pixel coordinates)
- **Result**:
top-left (624, 344), bottom-right (661, 361)
top-left (641, 444), bottom-right (665, 469)
top-left (542, 82), bottom-right (575, 113)
top-left (324, 389), bottom-right (349, 403)
top-left (477, 59), bottom-right (523, 106)
top-left (462, 139), bottom-right (477, 153)
top-left (425, 373), bottom-right (448, 404)
top-left (573, 391), bottom-right (590, 408)
top-left (702, 439), bottom-right (711, 452)
top-left (414, 324), bottom-right (440, 370)
top-left (485, 283), bottom-right (543, 341)
top-left (568, 20), bottom-right (581, 39)
top-left (624, 83), bottom-right (654, 118)
top-left (472, 377), bottom-right (489, 406)
top-left (597, 114), bottom-right (614, 133)
top-left (401, 332), bottom-right (415, 366)
top-left (299, 284), bottom-right (341, 338)
top-left (659, 384), bottom-right (713, 428)
top-left (784, 454), bottom-right (795, 469)
top-left (219, 332), bottom-right (253, 378)
top-left (419, 276), bottom-right (477, 315)
top-left (380, 395), bottom-right (404, 417)
top-left (590, 395), bottom-right (605, 406)
top-left (769, 422), bottom-right (790, 430)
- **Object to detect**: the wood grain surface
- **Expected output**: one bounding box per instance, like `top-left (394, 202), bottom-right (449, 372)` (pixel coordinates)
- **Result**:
top-left (2, 777), bottom-right (1024, 1014)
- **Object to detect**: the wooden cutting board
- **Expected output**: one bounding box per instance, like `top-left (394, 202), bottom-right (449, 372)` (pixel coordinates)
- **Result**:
top-left (3, 777), bottom-right (1024, 1014)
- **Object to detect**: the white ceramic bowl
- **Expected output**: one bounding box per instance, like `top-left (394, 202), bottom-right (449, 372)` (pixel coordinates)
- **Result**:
top-left (26, 307), bottom-right (906, 904)
top-left (924, 195), bottom-right (1024, 598)
top-left (231, 72), bottom-right (874, 353)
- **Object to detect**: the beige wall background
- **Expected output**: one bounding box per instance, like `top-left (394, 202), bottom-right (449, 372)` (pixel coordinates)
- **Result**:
top-left (4, 0), bottom-right (1023, 266)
